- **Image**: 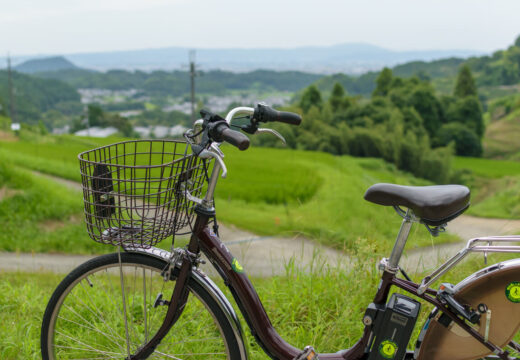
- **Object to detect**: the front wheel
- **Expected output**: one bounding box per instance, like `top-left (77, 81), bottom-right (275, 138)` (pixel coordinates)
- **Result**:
top-left (41, 252), bottom-right (242, 359)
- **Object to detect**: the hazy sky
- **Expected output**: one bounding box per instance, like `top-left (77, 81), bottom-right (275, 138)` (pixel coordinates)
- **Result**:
top-left (1, 0), bottom-right (519, 55)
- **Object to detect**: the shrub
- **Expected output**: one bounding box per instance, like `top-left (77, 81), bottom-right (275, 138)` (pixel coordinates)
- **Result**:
top-left (435, 123), bottom-right (482, 157)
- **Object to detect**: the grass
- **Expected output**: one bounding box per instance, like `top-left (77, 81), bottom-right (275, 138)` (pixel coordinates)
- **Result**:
top-left (0, 135), bottom-right (124, 181)
top-left (451, 156), bottom-right (520, 219)
top-left (2, 250), bottom-right (518, 359)
top-left (0, 135), bottom-right (459, 255)
top-left (453, 156), bottom-right (520, 179)
top-left (467, 176), bottom-right (520, 219)
top-left (0, 160), bottom-right (100, 254)
top-left (216, 148), bottom-right (451, 252)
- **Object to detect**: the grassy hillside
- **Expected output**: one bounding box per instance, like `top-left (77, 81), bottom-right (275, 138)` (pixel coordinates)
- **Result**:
top-left (0, 160), bottom-right (96, 253)
top-left (482, 94), bottom-right (520, 158)
top-left (0, 70), bottom-right (81, 124)
top-left (0, 134), bottom-right (460, 255)
top-left (453, 156), bottom-right (520, 219)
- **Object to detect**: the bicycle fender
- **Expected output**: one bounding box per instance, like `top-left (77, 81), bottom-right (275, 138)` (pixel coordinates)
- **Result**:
top-left (415, 258), bottom-right (520, 360)
top-left (124, 246), bottom-right (249, 360)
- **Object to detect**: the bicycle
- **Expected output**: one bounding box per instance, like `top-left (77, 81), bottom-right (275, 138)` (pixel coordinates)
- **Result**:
top-left (41, 103), bottom-right (520, 360)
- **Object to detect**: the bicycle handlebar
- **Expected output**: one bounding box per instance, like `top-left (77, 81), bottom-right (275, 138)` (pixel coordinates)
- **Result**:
top-left (186, 104), bottom-right (302, 205)
top-left (253, 103), bottom-right (302, 125)
top-left (214, 124), bottom-right (250, 151)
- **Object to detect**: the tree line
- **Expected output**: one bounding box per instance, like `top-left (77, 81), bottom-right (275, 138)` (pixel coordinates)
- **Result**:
top-left (253, 66), bottom-right (484, 183)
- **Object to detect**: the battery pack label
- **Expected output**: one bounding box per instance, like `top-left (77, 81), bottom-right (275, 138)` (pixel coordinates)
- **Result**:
top-left (506, 282), bottom-right (520, 303)
top-left (379, 340), bottom-right (398, 359)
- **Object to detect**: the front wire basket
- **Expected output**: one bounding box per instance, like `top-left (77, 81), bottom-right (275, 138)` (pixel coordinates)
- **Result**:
top-left (79, 140), bottom-right (208, 248)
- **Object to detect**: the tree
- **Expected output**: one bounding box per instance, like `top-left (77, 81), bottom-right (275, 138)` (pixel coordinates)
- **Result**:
top-left (329, 82), bottom-right (349, 112)
top-left (299, 85), bottom-right (323, 112)
top-left (408, 85), bottom-right (442, 137)
top-left (109, 114), bottom-right (133, 137)
top-left (87, 105), bottom-right (105, 126)
top-left (435, 123), bottom-right (482, 157)
top-left (446, 96), bottom-right (484, 138)
top-left (373, 68), bottom-right (393, 97)
top-left (454, 65), bottom-right (477, 98)
top-left (515, 34), bottom-right (520, 47)
top-left (0, 96), bottom-right (6, 116)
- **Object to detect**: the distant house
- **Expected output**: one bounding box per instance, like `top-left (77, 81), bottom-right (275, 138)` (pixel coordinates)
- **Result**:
top-left (170, 124), bottom-right (186, 136)
top-left (119, 110), bottom-right (142, 118)
top-left (52, 125), bottom-right (70, 135)
top-left (74, 126), bottom-right (118, 138)
top-left (134, 125), bottom-right (188, 139)
top-left (134, 126), bottom-right (151, 138)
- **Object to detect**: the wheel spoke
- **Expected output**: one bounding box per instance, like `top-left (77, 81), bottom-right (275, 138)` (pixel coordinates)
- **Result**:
top-left (42, 254), bottom-right (233, 359)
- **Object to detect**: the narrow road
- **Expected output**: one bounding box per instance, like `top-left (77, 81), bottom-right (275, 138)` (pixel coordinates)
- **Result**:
top-left (1, 170), bottom-right (520, 276)
top-left (402, 215), bottom-right (520, 271)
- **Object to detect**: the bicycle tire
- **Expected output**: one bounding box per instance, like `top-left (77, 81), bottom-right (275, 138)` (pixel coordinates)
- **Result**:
top-left (41, 252), bottom-right (242, 359)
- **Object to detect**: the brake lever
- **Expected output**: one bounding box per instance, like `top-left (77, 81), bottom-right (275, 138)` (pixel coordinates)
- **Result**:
top-left (198, 148), bottom-right (228, 178)
top-left (256, 128), bottom-right (286, 145)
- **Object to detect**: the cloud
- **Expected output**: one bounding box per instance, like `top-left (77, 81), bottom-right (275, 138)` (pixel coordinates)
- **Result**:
top-left (2, 0), bottom-right (185, 23)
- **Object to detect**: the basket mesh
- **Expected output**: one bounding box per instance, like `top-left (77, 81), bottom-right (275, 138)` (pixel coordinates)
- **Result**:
top-left (79, 140), bottom-right (208, 247)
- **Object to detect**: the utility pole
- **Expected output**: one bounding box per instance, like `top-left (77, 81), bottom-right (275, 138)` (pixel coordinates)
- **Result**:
top-left (189, 50), bottom-right (197, 122)
top-left (84, 105), bottom-right (90, 137)
top-left (7, 53), bottom-right (17, 123)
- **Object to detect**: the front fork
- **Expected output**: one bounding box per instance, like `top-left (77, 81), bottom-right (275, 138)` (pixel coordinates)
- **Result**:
top-left (128, 215), bottom-right (208, 359)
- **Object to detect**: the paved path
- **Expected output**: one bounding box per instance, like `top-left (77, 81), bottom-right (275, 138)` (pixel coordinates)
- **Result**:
top-left (1, 171), bottom-right (520, 276)
top-left (402, 215), bottom-right (520, 271)
top-left (1, 171), bottom-right (345, 276)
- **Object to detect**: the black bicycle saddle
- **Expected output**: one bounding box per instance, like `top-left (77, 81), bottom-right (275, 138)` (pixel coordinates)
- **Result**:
top-left (364, 183), bottom-right (470, 226)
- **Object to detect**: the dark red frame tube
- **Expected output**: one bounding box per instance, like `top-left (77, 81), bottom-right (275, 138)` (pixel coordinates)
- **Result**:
top-left (167, 213), bottom-right (511, 360)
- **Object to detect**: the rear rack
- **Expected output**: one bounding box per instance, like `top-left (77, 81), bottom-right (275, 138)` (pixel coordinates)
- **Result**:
top-left (418, 235), bottom-right (520, 294)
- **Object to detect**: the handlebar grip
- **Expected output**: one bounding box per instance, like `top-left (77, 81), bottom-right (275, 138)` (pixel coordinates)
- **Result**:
top-left (254, 104), bottom-right (302, 125)
top-left (217, 125), bottom-right (250, 151)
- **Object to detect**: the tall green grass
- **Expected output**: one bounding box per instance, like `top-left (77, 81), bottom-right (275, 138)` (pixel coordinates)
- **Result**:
top-left (0, 160), bottom-right (99, 253)
top-left (2, 251), bottom-right (518, 359)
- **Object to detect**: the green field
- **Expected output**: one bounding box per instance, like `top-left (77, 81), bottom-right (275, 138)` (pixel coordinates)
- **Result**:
top-left (452, 156), bottom-right (520, 219)
top-left (4, 134), bottom-right (520, 254)
top-left (0, 135), bottom-right (460, 255)
top-left (453, 156), bottom-right (520, 179)
top-left (0, 161), bottom-right (98, 253)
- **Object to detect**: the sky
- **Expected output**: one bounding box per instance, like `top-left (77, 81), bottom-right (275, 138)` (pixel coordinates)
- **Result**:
top-left (1, 0), bottom-right (520, 56)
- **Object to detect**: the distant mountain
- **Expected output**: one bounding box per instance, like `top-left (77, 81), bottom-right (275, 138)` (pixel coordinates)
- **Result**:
top-left (7, 44), bottom-right (483, 74)
top-left (14, 56), bottom-right (79, 74)
top-left (0, 69), bottom-right (81, 123)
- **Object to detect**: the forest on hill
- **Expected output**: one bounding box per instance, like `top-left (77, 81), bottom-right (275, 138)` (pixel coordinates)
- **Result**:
top-left (33, 68), bottom-right (322, 95)
top-left (0, 70), bottom-right (81, 124)
top-left (254, 65), bottom-right (484, 184)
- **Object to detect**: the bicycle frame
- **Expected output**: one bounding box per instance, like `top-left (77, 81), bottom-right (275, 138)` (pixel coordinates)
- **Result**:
top-left (130, 107), bottom-right (520, 359)
top-left (187, 212), bottom-right (519, 360)
top-left (125, 209), bottom-right (518, 360)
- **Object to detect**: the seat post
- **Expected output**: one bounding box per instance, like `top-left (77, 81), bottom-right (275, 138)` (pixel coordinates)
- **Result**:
top-left (387, 209), bottom-right (415, 271)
